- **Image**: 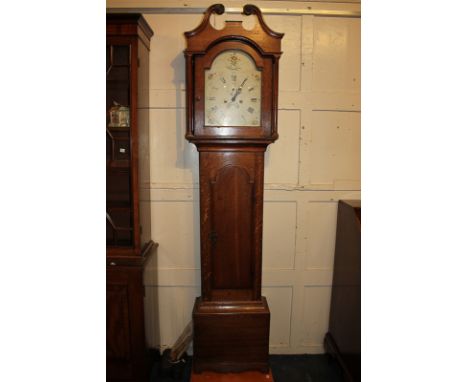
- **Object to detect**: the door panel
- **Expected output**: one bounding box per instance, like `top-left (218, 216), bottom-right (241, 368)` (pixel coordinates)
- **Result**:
top-left (211, 165), bottom-right (254, 290)
top-left (106, 283), bottom-right (130, 360)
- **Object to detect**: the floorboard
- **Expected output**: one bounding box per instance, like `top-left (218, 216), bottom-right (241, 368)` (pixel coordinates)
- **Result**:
top-left (150, 354), bottom-right (345, 382)
top-left (191, 369), bottom-right (274, 381)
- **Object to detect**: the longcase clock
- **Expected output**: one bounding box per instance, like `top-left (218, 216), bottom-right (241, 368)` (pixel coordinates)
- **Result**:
top-left (184, 4), bottom-right (283, 373)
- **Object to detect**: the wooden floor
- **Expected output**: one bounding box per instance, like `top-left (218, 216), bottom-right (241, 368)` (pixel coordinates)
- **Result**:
top-left (191, 369), bottom-right (274, 382)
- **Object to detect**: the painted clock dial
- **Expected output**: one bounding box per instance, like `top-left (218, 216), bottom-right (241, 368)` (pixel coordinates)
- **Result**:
top-left (204, 50), bottom-right (262, 127)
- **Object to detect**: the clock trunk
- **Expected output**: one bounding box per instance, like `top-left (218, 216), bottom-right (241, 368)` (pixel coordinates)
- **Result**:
top-left (199, 148), bottom-right (265, 301)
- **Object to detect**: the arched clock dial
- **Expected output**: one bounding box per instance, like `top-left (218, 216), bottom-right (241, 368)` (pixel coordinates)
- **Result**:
top-left (204, 50), bottom-right (262, 127)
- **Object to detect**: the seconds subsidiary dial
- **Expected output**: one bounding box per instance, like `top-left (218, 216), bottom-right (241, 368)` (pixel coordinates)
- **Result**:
top-left (205, 50), bottom-right (261, 127)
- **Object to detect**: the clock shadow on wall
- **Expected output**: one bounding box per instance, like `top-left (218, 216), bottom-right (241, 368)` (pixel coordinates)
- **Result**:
top-left (171, 51), bottom-right (202, 278)
top-left (171, 51), bottom-right (197, 178)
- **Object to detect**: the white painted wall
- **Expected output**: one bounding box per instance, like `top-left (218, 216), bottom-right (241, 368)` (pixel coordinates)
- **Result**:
top-left (108, 0), bottom-right (361, 354)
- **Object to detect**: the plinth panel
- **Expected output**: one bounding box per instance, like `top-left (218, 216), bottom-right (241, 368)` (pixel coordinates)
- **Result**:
top-left (192, 297), bottom-right (270, 373)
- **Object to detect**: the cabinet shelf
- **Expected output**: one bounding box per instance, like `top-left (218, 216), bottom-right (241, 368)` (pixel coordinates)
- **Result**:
top-left (107, 201), bottom-right (131, 209)
top-left (107, 126), bottom-right (130, 133)
top-left (107, 160), bottom-right (130, 169)
top-left (106, 80), bottom-right (130, 87)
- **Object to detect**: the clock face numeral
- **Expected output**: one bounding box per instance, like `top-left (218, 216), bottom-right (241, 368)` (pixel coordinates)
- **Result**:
top-left (204, 50), bottom-right (261, 127)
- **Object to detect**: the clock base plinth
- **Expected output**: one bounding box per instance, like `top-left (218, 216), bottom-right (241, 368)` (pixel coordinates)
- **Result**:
top-left (192, 297), bottom-right (270, 374)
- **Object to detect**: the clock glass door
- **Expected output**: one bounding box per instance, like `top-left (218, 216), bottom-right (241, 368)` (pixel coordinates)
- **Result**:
top-left (204, 50), bottom-right (261, 127)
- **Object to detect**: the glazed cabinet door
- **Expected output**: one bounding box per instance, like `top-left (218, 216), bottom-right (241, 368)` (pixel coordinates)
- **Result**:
top-left (106, 40), bottom-right (134, 248)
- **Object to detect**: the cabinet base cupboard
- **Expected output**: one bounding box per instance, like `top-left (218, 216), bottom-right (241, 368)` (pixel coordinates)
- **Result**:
top-left (107, 247), bottom-right (156, 381)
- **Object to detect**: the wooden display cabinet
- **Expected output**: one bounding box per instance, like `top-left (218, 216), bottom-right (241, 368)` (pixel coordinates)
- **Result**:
top-left (324, 200), bottom-right (361, 382)
top-left (106, 13), bottom-right (156, 381)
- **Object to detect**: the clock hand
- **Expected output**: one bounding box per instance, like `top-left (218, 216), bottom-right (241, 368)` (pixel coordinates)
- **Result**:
top-left (231, 88), bottom-right (241, 102)
top-left (230, 78), bottom-right (248, 101)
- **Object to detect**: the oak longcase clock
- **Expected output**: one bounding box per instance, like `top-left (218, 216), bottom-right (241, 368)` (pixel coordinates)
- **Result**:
top-left (184, 4), bottom-right (283, 373)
